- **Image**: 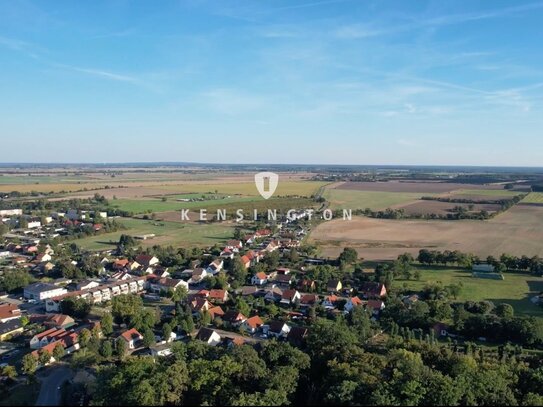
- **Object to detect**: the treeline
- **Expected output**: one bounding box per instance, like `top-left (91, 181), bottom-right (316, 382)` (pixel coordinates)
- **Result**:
top-left (417, 249), bottom-right (543, 275)
top-left (347, 207), bottom-right (494, 220)
top-left (420, 193), bottom-right (526, 209)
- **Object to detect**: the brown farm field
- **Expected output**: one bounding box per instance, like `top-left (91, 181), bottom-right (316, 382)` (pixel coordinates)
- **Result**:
top-left (336, 181), bottom-right (505, 193)
top-left (309, 204), bottom-right (543, 261)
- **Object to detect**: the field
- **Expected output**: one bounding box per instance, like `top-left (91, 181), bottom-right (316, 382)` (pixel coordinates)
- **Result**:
top-left (395, 267), bottom-right (543, 318)
top-left (73, 217), bottom-right (236, 250)
top-left (309, 205), bottom-right (543, 260)
top-left (335, 181), bottom-right (505, 193)
top-left (324, 189), bottom-right (424, 210)
top-left (520, 192), bottom-right (543, 206)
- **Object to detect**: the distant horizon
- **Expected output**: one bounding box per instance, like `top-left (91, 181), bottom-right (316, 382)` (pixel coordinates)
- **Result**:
top-left (1, 161), bottom-right (543, 170)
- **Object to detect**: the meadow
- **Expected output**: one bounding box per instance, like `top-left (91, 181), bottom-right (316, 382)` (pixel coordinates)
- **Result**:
top-left (395, 266), bottom-right (543, 318)
top-left (73, 217), bottom-right (236, 250)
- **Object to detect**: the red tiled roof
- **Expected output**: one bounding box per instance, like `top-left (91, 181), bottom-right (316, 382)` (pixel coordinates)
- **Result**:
top-left (244, 315), bottom-right (264, 329)
top-left (120, 328), bottom-right (142, 343)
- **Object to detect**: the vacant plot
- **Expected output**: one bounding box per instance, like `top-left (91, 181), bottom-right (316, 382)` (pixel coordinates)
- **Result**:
top-left (396, 200), bottom-right (501, 216)
top-left (324, 188), bottom-right (424, 210)
top-left (310, 205), bottom-right (543, 261)
top-left (396, 267), bottom-right (543, 318)
top-left (73, 217), bottom-right (235, 250)
top-left (520, 192), bottom-right (543, 206)
top-left (440, 188), bottom-right (524, 201)
top-left (336, 181), bottom-right (504, 193)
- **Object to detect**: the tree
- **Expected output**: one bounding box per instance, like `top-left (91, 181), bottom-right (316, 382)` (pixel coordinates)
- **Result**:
top-left (1, 364), bottom-right (17, 379)
top-left (116, 338), bottom-right (127, 359)
top-left (53, 343), bottom-right (65, 361)
top-left (38, 349), bottom-right (51, 366)
top-left (163, 323), bottom-right (172, 342)
top-left (143, 328), bottom-right (155, 347)
top-left (22, 354), bottom-right (38, 375)
top-left (79, 328), bottom-right (91, 348)
top-left (339, 247), bottom-right (358, 264)
top-left (496, 303), bottom-right (515, 319)
top-left (61, 297), bottom-right (91, 319)
top-left (101, 340), bottom-right (113, 358)
top-left (231, 257), bottom-right (248, 285)
top-left (101, 313), bottom-right (114, 336)
top-left (112, 294), bottom-right (143, 324)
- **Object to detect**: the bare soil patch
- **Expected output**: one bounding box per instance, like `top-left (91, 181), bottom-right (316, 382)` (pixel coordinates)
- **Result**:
top-left (395, 200), bottom-right (501, 216)
top-left (337, 181), bottom-right (504, 193)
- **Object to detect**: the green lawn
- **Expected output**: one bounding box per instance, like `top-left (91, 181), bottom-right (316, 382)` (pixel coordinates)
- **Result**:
top-left (73, 217), bottom-right (235, 250)
top-left (324, 188), bottom-right (424, 210)
top-left (395, 267), bottom-right (543, 318)
top-left (521, 192), bottom-right (543, 204)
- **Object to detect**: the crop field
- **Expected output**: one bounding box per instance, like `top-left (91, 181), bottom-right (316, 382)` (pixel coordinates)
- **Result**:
top-left (335, 181), bottom-right (504, 193)
top-left (309, 204), bottom-right (543, 261)
top-left (73, 217), bottom-right (236, 250)
top-left (324, 188), bottom-right (424, 210)
top-left (520, 192), bottom-right (543, 205)
top-left (395, 267), bottom-right (543, 318)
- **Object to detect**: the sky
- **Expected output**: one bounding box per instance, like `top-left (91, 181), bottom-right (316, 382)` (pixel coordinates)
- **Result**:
top-left (1, 0), bottom-right (543, 166)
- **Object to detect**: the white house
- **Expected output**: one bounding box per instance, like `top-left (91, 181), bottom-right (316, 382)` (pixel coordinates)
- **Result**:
top-left (118, 328), bottom-right (143, 349)
top-left (24, 283), bottom-right (67, 301)
top-left (251, 272), bottom-right (268, 286)
top-left (206, 259), bottom-right (224, 275)
top-left (266, 321), bottom-right (291, 338)
top-left (196, 328), bottom-right (221, 346)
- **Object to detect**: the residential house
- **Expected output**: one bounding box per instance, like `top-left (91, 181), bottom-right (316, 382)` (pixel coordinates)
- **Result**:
top-left (297, 279), bottom-right (316, 292)
top-left (274, 274), bottom-right (293, 287)
top-left (327, 279), bottom-right (343, 293)
top-left (240, 255), bottom-right (251, 270)
top-left (432, 322), bottom-right (450, 337)
top-left (220, 248), bottom-right (234, 259)
top-left (239, 286), bottom-right (260, 297)
top-left (135, 254), bottom-right (159, 268)
top-left (280, 289), bottom-right (301, 305)
top-left (344, 296), bottom-right (364, 313)
top-left (322, 295), bottom-right (339, 309)
top-left (112, 258), bottom-right (130, 270)
top-left (30, 328), bottom-right (67, 349)
top-left (264, 286), bottom-right (283, 302)
top-left (251, 272), bottom-right (268, 286)
top-left (359, 282), bottom-right (387, 299)
top-left (189, 268), bottom-right (208, 285)
top-left (0, 303), bottom-right (21, 323)
top-left (76, 280), bottom-right (101, 291)
top-left (225, 240), bottom-right (243, 252)
top-left (190, 298), bottom-right (212, 314)
top-left (206, 259), bottom-right (224, 275)
top-left (208, 306), bottom-right (225, 320)
top-left (276, 267), bottom-right (290, 275)
top-left (150, 342), bottom-right (173, 357)
top-left (196, 327), bottom-right (221, 346)
top-left (242, 315), bottom-right (264, 333)
top-left (366, 300), bottom-right (386, 315)
top-left (300, 294), bottom-right (319, 307)
top-left (266, 321), bottom-right (291, 339)
top-left (118, 328), bottom-right (143, 349)
top-left (35, 253), bottom-right (52, 263)
top-left (0, 319), bottom-right (23, 341)
top-left (208, 289), bottom-right (228, 303)
top-left (150, 278), bottom-right (188, 294)
top-left (43, 314), bottom-right (75, 329)
top-left (222, 311), bottom-right (247, 327)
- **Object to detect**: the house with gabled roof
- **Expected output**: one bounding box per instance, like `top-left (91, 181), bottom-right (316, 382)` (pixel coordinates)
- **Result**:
top-left (266, 321), bottom-right (291, 339)
top-left (242, 315), bottom-right (264, 333)
top-left (222, 311), bottom-right (247, 327)
top-left (196, 327), bottom-right (221, 346)
top-left (251, 272), bottom-right (268, 286)
top-left (359, 282), bottom-right (387, 298)
top-left (135, 254), bottom-right (159, 268)
top-left (327, 279), bottom-right (343, 293)
top-left (300, 294), bottom-right (319, 307)
top-left (118, 328), bottom-right (143, 349)
top-left (208, 289), bottom-right (228, 303)
top-left (344, 296), bottom-right (364, 313)
top-left (280, 289), bottom-right (301, 305)
top-left (0, 303), bottom-right (21, 323)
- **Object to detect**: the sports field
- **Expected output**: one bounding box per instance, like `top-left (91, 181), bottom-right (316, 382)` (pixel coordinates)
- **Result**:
top-left (396, 267), bottom-right (543, 318)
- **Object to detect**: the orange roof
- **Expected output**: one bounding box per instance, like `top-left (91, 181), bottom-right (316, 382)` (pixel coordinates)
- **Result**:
top-left (350, 296), bottom-right (364, 305)
top-left (244, 315), bottom-right (264, 329)
top-left (208, 306), bottom-right (225, 319)
top-left (255, 272), bottom-right (267, 280)
top-left (240, 255), bottom-right (250, 264)
top-left (209, 289), bottom-right (227, 300)
top-left (0, 303), bottom-right (21, 320)
top-left (120, 328), bottom-right (142, 342)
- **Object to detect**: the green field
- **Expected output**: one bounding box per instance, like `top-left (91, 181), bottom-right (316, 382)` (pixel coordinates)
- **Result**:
top-left (324, 188), bottom-right (424, 210)
top-left (396, 267), bottom-right (543, 318)
top-left (111, 195), bottom-right (260, 214)
top-left (157, 181), bottom-right (326, 197)
top-left (521, 192), bottom-right (543, 204)
top-left (73, 217), bottom-right (235, 250)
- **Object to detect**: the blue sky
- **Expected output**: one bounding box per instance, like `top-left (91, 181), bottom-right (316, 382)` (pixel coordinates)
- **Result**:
top-left (1, 0), bottom-right (543, 166)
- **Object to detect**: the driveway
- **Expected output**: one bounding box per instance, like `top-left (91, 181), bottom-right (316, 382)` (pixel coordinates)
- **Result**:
top-left (35, 365), bottom-right (73, 406)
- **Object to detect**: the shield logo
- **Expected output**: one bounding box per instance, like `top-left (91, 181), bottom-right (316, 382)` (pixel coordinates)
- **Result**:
top-left (254, 172), bottom-right (279, 200)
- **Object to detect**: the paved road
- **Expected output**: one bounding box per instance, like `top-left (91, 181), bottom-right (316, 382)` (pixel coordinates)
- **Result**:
top-left (35, 366), bottom-right (73, 406)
